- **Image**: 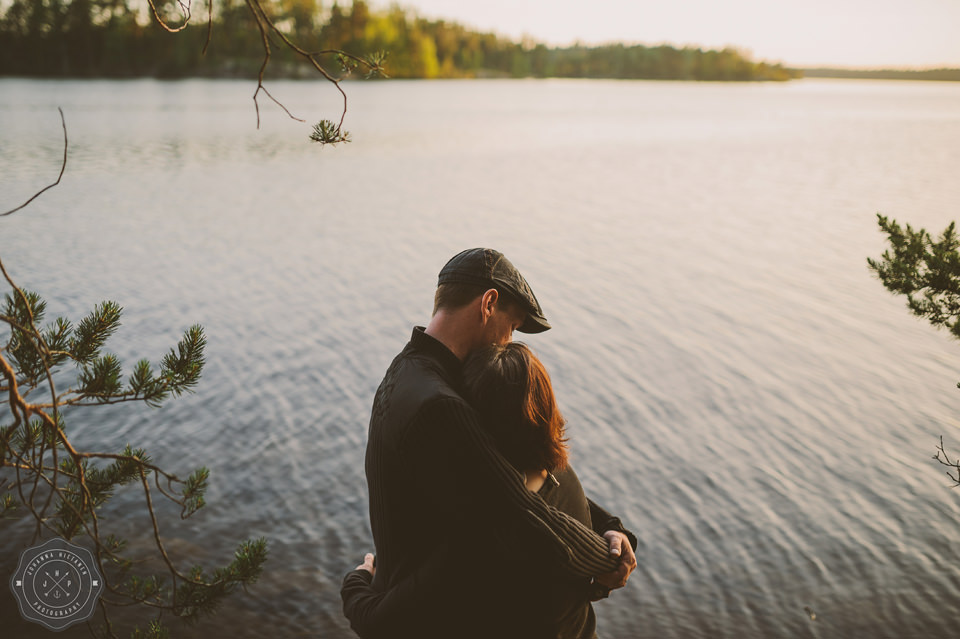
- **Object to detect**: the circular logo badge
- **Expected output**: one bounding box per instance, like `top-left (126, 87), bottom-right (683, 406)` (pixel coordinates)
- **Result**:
top-left (9, 537), bottom-right (104, 631)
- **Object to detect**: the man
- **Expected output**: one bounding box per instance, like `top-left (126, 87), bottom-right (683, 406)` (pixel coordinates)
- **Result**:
top-left (342, 248), bottom-right (637, 638)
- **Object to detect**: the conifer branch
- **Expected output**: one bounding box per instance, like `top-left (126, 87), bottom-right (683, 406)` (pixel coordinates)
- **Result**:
top-left (2, 119), bottom-right (267, 638)
top-left (870, 214), bottom-right (960, 488)
top-left (868, 214), bottom-right (960, 342)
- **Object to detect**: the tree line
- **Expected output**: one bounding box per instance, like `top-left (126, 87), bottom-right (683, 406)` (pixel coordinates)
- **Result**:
top-left (0, 0), bottom-right (800, 81)
top-left (804, 68), bottom-right (960, 82)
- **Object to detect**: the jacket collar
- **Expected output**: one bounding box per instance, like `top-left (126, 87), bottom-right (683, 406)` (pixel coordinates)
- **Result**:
top-left (409, 326), bottom-right (462, 381)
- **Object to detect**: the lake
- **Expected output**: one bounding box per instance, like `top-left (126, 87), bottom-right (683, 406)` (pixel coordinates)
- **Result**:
top-left (2, 77), bottom-right (960, 638)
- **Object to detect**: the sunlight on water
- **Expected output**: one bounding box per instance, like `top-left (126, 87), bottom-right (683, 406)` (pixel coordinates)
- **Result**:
top-left (2, 78), bottom-right (960, 638)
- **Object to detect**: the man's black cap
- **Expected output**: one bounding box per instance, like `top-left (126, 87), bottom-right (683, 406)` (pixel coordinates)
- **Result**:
top-left (438, 248), bottom-right (551, 334)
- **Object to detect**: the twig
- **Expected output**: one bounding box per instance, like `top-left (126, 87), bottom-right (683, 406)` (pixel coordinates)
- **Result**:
top-left (260, 86), bottom-right (306, 124)
top-left (934, 436), bottom-right (960, 486)
top-left (139, 466), bottom-right (179, 608)
top-left (246, 0), bottom-right (272, 129)
top-left (144, 0), bottom-right (191, 33)
top-left (1, 108), bottom-right (67, 217)
top-left (239, 0), bottom-right (383, 137)
top-left (201, 0), bottom-right (213, 56)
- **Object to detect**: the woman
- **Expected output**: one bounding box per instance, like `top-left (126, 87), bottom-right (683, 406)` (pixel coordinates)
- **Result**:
top-left (342, 342), bottom-right (610, 639)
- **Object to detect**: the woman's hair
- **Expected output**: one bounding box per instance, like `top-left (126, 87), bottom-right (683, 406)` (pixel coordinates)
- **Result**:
top-left (462, 342), bottom-right (568, 472)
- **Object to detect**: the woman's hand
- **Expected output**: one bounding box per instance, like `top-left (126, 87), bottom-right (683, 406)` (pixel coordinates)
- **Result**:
top-left (355, 552), bottom-right (376, 576)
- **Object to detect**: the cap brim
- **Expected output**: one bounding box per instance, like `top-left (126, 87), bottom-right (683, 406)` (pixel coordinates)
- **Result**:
top-left (518, 313), bottom-right (551, 334)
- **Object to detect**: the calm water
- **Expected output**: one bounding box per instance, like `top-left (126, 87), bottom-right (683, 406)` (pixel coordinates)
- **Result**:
top-left (2, 78), bottom-right (960, 638)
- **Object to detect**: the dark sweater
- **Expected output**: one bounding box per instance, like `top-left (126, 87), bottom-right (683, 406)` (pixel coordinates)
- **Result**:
top-left (342, 328), bottom-right (636, 639)
top-left (342, 465), bottom-right (606, 639)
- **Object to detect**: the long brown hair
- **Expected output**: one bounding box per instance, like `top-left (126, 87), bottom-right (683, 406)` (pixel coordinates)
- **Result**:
top-left (462, 342), bottom-right (569, 472)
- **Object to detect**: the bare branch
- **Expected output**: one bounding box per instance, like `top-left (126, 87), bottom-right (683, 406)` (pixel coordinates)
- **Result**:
top-left (237, 0), bottom-right (383, 140)
top-left (1, 107), bottom-right (67, 217)
top-left (260, 86), bottom-right (306, 124)
top-left (144, 0), bottom-right (192, 33)
top-left (934, 436), bottom-right (960, 486)
top-left (139, 466), bottom-right (180, 606)
top-left (202, 0), bottom-right (214, 56)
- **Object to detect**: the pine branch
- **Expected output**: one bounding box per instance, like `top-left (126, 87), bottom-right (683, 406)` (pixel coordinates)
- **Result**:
top-left (870, 214), bottom-right (960, 490)
top-left (71, 301), bottom-right (123, 364)
top-left (868, 213), bottom-right (960, 341)
top-left (2, 137), bottom-right (267, 636)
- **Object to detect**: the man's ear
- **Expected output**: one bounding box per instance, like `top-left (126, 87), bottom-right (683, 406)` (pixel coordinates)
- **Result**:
top-left (479, 288), bottom-right (499, 321)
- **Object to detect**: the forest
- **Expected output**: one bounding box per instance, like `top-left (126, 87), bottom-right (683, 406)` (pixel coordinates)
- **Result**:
top-left (803, 67), bottom-right (960, 81)
top-left (0, 0), bottom-right (801, 81)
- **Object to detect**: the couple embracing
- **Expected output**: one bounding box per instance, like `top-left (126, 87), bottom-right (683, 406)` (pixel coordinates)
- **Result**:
top-left (341, 248), bottom-right (637, 639)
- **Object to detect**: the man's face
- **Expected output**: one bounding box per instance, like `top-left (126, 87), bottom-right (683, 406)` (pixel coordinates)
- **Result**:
top-left (482, 302), bottom-right (527, 346)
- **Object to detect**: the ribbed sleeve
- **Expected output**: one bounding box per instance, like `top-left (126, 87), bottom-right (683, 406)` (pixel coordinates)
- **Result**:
top-left (588, 498), bottom-right (638, 552)
top-left (402, 397), bottom-right (620, 578)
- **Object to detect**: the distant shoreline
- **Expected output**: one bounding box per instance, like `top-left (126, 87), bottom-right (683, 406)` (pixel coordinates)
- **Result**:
top-left (4, 68), bottom-right (959, 84)
top-left (801, 68), bottom-right (960, 81)
top-left (2, 74), bottom-right (958, 84)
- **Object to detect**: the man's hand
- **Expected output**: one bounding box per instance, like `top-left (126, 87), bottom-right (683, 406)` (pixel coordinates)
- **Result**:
top-left (594, 531), bottom-right (636, 590)
top-left (355, 553), bottom-right (376, 576)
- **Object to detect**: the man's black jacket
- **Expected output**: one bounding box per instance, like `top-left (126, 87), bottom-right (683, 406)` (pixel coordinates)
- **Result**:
top-left (343, 328), bottom-right (637, 638)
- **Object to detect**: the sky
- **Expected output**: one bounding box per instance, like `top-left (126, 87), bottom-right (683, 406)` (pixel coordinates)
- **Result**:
top-left (373, 0), bottom-right (960, 69)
